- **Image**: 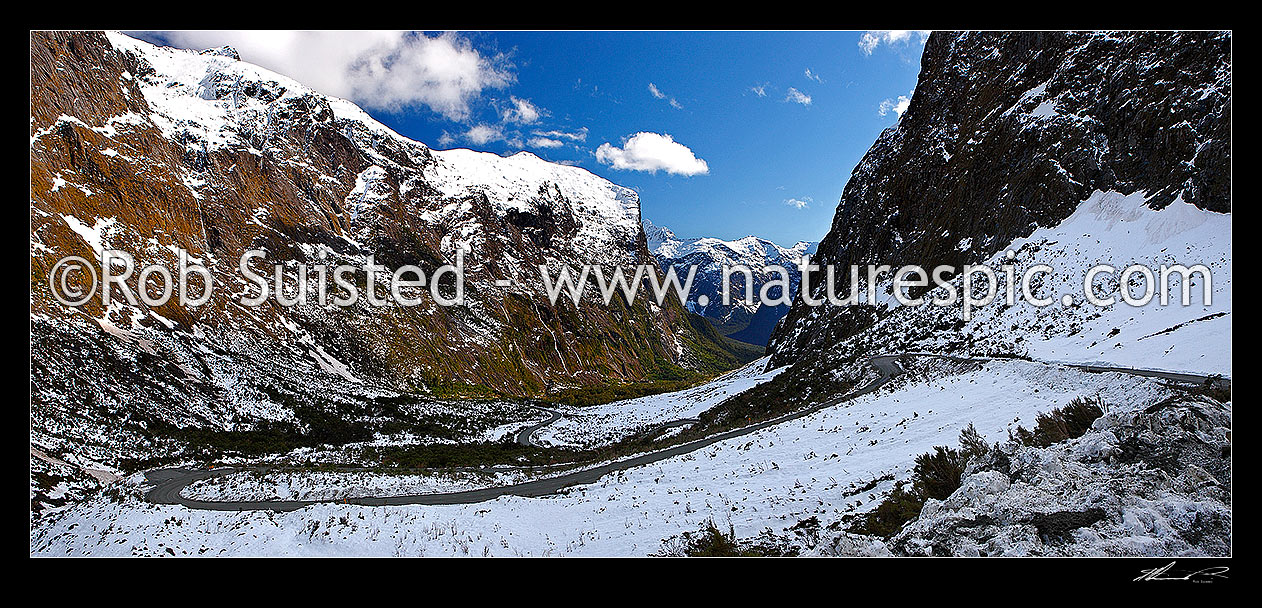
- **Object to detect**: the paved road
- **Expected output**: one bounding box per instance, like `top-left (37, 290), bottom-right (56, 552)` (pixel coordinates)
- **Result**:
top-left (514, 406), bottom-right (564, 446)
top-left (143, 353), bottom-right (1225, 512)
top-left (1072, 363), bottom-right (1229, 387)
top-left (907, 352), bottom-right (1231, 388)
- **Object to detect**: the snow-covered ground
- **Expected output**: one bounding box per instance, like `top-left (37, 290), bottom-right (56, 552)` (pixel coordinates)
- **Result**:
top-left (181, 469), bottom-right (538, 502)
top-left (536, 356), bottom-right (786, 448)
top-left (984, 190), bottom-right (1231, 375)
top-left (31, 357), bottom-right (1182, 557)
top-left (782, 189), bottom-right (1232, 379)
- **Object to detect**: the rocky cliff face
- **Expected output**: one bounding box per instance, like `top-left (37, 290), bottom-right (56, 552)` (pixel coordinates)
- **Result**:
top-left (769, 31), bottom-right (1231, 368)
top-left (30, 32), bottom-right (745, 496)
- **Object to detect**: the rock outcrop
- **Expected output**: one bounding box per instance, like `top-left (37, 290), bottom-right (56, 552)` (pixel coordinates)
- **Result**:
top-left (891, 395), bottom-right (1231, 556)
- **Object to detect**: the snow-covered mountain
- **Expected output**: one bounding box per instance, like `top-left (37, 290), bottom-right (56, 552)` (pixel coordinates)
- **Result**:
top-left (643, 218), bottom-right (816, 344)
top-left (29, 31), bottom-right (751, 509)
top-left (29, 31), bottom-right (1231, 558)
top-left (731, 31), bottom-right (1232, 553)
top-left (771, 31), bottom-right (1231, 376)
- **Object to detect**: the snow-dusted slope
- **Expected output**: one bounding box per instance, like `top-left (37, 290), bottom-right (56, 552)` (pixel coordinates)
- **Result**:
top-left (31, 31), bottom-right (744, 513)
top-left (32, 30), bottom-right (717, 400)
top-left (773, 189), bottom-right (1231, 377)
top-left (33, 356), bottom-right (1209, 556)
top-left (975, 189), bottom-right (1229, 374)
top-left (771, 32), bottom-right (1231, 372)
top-left (102, 32), bottom-right (642, 265)
top-left (428, 150), bottom-right (641, 254)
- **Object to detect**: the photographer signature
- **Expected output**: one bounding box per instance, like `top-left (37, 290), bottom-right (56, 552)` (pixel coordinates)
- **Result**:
top-left (1135, 561), bottom-right (1229, 582)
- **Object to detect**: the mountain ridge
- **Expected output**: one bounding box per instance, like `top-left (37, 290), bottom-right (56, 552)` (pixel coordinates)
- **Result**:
top-left (30, 31), bottom-right (751, 505)
top-left (643, 218), bottom-right (816, 343)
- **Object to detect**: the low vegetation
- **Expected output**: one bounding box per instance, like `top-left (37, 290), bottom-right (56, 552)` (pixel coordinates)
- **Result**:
top-left (654, 520), bottom-right (798, 557)
top-left (849, 424), bottom-right (989, 538)
top-left (1190, 376), bottom-right (1231, 404)
top-left (1009, 396), bottom-right (1105, 448)
top-left (851, 396), bottom-right (1109, 539)
top-left (547, 379), bottom-right (699, 408)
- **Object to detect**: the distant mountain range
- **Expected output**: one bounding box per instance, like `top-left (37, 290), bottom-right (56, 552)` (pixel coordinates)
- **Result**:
top-left (643, 219), bottom-right (816, 345)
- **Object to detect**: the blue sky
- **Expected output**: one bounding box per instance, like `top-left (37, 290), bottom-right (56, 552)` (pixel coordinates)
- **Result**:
top-left (134, 31), bottom-right (928, 245)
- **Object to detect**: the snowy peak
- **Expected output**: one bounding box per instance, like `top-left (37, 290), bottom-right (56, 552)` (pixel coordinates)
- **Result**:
top-left (103, 32), bottom-right (642, 258)
top-left (643, 220), bottom-right (816, 270)
top-left (641, 218), bottom-right (676, 249)
top-left (642, 218), bottom-right (817, 344)
top-left (426, 147), bottom-right (642, 254)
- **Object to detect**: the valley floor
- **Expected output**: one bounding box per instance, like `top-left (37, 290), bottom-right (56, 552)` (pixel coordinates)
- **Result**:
top-left (31, 355), bottom-right (1226, 557)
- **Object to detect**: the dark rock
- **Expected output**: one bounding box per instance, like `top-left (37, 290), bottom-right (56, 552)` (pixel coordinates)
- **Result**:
top-left (770, 32), bottom-right (1231, 369)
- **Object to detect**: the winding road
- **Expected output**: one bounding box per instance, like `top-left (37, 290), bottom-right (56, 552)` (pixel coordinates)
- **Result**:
top-left (144, 354), bottom-right (1226, 512)
top-left (514, 406), bottom-right (564, 446)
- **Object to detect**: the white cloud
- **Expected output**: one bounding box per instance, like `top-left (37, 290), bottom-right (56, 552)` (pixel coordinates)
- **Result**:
top-left (750, 83), bottom-right (768, 97)
top-left (527, 136), bottom-right (564, 149)
top-left (785, 87), bottom-right (812, 106)
top-left (440, 123), bottom-right (535, 149)
top-left (463, 124), bottom-right (504, 145)
top-left (784, 197), bottom-right (811, 209)
top-left (595, 132), bottom-right (709, 176)
top-left (501, 96), bottom-right (544, 125)
top-left (144, 30), bottom-right (513, 121)
top-left (805, 68), bottom-right (823, 83)
top-left (648, 82), bottom-right (683, 109)
top-left (858, 30), bottom-right (931, 55)
top-left (878, 91), bottom-right (914, 118)
top-left (532, 127), bottom-right (588, 142)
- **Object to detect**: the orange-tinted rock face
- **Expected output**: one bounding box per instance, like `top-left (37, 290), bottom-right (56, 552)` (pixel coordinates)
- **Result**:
top-left (30, 32), bottom-right (748, 496)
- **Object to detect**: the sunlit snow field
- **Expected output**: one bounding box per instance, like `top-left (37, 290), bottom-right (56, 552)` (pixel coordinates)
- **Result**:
top-left (32, 358), bottom-right (1174, 557)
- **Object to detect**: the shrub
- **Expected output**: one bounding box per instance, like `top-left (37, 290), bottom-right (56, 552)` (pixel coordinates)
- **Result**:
top-left (850, 483), bottom-right (925, 538)
top-left (654, 520), bottom-right (795, 557)
top-left (1011, 396), bottom-right (1105, 447)
top-left (912, 445), bottom-right (970, 501)
top-left (1191, 376), bottom-right (1231, 403)
top-left (849, 424), bottom-right (991, 538)
top-left (679, 521), bottom-right (744, 556)
top-left (958, 422), bottom-right (991, 462)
